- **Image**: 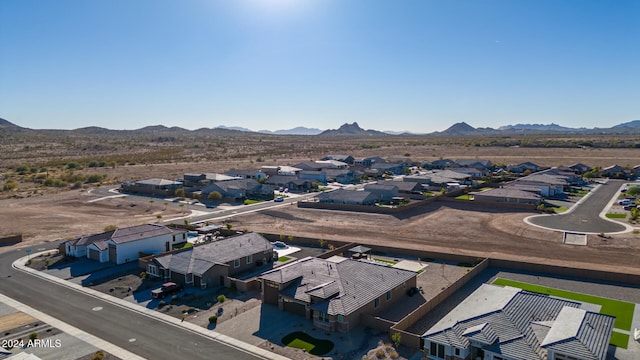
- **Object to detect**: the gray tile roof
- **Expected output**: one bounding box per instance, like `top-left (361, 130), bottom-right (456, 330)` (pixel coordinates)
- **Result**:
top-left (471, 187), bottom-right (541, 200)
top-left (378, 180), bottom-right (421, 192)
top-left (156, 233), bottom-right (273, 276)
top-left (540, 307), bottom-right (614, 360)
top-left (423, 284), bottom-right (614, 360)
top-left (135, 178), bottom-right (181, 186)
top-left (110, 224), bottom-right (173, 244)
top-left (260, 257), bottom-right (416, 316)
top-left (317, 189), bottom-right (377, 204)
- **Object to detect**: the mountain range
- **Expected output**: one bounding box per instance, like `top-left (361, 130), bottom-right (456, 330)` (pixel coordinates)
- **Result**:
top-left (2, 117), bottom-right (640, 136)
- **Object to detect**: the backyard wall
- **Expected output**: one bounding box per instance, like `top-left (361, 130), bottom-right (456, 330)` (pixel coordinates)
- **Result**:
top-left (297, 196), bottom-right (438, 214)
top-left (389, 258), bottom-right (490, 348)
top-left (488, 258), bottom-right (640, 284)
top-left (0, 234), bottom-right (22, 246)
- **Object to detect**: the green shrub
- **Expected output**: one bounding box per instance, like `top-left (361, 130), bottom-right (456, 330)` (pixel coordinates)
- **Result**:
top-left (91, 350), bottom-right (105, 360)
top-left (217, 294), bottom-right (226, 303)
top-left (209, 315), bottom-right (218, 324)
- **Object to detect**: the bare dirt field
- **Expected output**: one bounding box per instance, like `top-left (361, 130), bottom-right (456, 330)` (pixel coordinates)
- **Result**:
top-left (3, 141), bottom-right (640, 268)
top-left (232, 202), bottom-right (640, 275)
top-left (0, 188), bottom-right (185, 248)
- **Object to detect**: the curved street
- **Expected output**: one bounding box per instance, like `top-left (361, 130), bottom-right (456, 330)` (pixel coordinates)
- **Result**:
top-left (527, 179), bottom-right (629, 233)
top-left (0, 243), bottom-right (266, 360)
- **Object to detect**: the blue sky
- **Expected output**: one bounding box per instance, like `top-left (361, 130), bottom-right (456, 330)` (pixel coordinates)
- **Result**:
top-left (1, 0), bottom-right (638, 133)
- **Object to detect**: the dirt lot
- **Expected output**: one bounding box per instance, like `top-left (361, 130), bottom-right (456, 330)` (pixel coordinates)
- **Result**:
top-left (231, 201), bottom-right (640, 275)
top-left (0, 188), bottom-right (185, 248)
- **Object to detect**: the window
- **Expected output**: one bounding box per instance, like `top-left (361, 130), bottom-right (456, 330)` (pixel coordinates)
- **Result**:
top-left (337, 315), bottom-right (344, 323)
top-left (386, 290), bottom-right (392, 301)
top-left (454, 348), bottom-right (460, 356)
top-left (374, 298), bottom-right (380, 308)
top-left (185, 273), bottom-right (193, 284)
top-left (147, 264), bottom-right (158, 276)
top-left (246, 254), bottom-right (252, 264)
top-left (318, 311), bottom-right (329, 323)
top-left (430, 342), bottom-right (445, 359)
top-left (234, 259), bottom-right (240, 268)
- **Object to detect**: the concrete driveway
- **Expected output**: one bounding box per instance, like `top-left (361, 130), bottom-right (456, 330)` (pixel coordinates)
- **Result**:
top-left (526, 179), bottom-right (629, 234)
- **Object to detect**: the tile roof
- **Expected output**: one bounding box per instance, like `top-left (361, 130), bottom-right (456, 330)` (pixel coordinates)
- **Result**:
top-left (110, 224), bottom-right (174, 244)
top-left (260, 257), bottom-right (415, 316)
top-left (423, 284), bottom-right (614, 360)
top-left (135, 178), bottom-right (181, 186)
top-left (317, 189), bottom-right (377, 204)
top-left (471, 187), bottom-right (542, 200)
top-left (156, 233), bottom-right (273, 276)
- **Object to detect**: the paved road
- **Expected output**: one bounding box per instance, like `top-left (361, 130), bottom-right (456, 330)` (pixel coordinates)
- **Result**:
top-left (89, 186), bottom-right (318, 225)
top-left (0, 244), bottom-right (263, 360)
top-left (527, 179), bottom-right (628, 233)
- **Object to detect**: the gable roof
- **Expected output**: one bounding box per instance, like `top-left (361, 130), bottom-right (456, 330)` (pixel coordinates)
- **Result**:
top-left (109, 224), bottom-right (174, 244)
top-left (540, 307), bottom-right (613, 360)
top-left (381, 180), bottom-right (422, 192)
top-left (424, 284), bottom-right (613, 360)
top-left (317, 189), bottom-right (377, 204)
top-left (260, 257), bottom-right (415, 316)
top-left (471, 187), bottom-right (541, 200)
top-left (135, 178), bottom-right (181, 186)
top-left (157, 232), bottom-right (273, 276)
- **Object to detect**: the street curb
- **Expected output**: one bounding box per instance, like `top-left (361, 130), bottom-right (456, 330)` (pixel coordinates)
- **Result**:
top-left (13, 251), bottom-right (289, 360)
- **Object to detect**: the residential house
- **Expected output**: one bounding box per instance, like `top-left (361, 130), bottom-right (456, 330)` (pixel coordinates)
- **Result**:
top-left (265, 176), bottom-right (313, 191)
top-left (568, 163), bottom-right (592, 174)
top-left (633, 165), bottom-right (640, 179)
top-left (294, 161), bottom-right (349, 171)
top-left (317, 189), bottom-right (378, 206)
top-left (260, 166), bottom-right (302, 176)
top-left (470, 187), bottom-right (541, 205)
top-left (260, 256), bottom-right (417, 332)
top-left (65, 224), bottom-right (186, 264)
top-left (379, 180), bottom-right (422, 194)
top-left (146, 233), bottom-right (275, 289)
top-left (364, 184), bottom-right (399, 202)
top-left (506, 161), bottom-right (541, 174)
top-left (322, 155), bottom-right (355, 164)
top-left (120, 178), bottom-right (182, 196)
top-left (422, 284), bottom-right (614, 360)
top-left (183, 173), bottom-right (240, 187)
top-left (447, 167), bottom-right (485, 179)
top-left (370, 162), bottom-right (406, 176)
top-left (599, 165), bottom-right (628, 179)
top-left (201, 179), bottom-right (274, 201)
top-left (224, 169), bottom-right (267, 181)
top-left (353, 157), bottom-right (384, 167)
top-left (424, 159), bottom-right (456, 170)
top-left (324, 168), bottom-right (357, 184)
top-left (455, 159), bottom-right (492, 171)
top-left (298, 171), bottom-right (328, 185)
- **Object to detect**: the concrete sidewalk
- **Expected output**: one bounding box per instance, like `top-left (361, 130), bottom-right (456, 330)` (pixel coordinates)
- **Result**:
top-left (12, 250), bottom-right (289, 360)
top-left (0, 292), bottom-right (145, 360)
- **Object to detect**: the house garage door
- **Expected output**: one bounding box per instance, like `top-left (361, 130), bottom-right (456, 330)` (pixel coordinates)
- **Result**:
top-left (283, 299), bottom-right (306, 317)
top-left (88, 249), bottom-right (100, 261)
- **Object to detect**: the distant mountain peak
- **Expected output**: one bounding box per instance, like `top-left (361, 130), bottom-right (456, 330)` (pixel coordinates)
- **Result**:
top-left (440, 122), bottom-right (477, 135)
top-left (319, 122), bottom-right (387, 136)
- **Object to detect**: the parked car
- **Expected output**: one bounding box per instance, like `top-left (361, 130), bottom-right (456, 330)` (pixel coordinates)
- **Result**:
top-left (151, 282), bottom-right (182, 299)
top-left (624, 205), bottom-right (635, 211)
top-left (274, 196), bottom-right (284, 202)
top-left (618, 199), bottom-right (632, 205)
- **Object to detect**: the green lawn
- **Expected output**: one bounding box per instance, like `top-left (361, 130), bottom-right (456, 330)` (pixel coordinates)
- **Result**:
top-left (282, 332), bottom-right (334, 355)
top-left (552, 206), bottom-right (568, 213)
top-left (606, 213), bottom-right (627, 219)
top-left (610, 331), bottom-right (629, 349)
top-left (278, 256), bottom-right (291, 262)
top-left (243, 199), bottom-right (263, 205)
top-left (455, 194), bottom-right (473, 200)
top-left (492, 278), bottom-right (635, 331)
top-left (373, 258), bottom-right (398, 266)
